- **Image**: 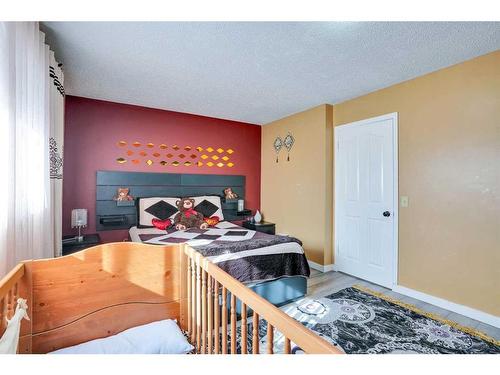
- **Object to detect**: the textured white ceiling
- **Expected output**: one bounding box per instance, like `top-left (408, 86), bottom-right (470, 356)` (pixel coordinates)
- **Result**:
top-left (41, 22), bottom-right (500, 124)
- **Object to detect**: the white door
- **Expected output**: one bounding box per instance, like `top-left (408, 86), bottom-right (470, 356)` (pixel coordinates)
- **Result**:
top-left (334, 113), bottom-right (397, 288)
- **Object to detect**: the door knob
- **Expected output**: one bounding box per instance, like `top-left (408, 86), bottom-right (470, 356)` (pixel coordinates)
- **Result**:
top-left (383, 211), bottom-right (391, 217)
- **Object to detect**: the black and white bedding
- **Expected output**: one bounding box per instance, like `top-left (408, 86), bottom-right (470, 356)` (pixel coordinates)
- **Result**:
top-left (129, 221), bottom-right (310, 284)
top-left (137, 195), bottom-right (224, 228)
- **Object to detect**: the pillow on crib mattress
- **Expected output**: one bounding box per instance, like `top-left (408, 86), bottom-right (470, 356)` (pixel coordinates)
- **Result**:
top-left (50, 319), bottom-right (193, 354)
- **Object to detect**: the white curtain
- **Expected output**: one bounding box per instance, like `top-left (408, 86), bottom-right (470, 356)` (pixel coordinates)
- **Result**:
top-left (0, 22), bottom-right (65, 277)
top-left (49, 51), bottom-right (65, 258)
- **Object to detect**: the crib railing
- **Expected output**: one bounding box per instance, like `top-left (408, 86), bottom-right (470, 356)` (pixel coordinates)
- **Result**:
top-left (0, 263), bottom-right (26, 336)
top-left (184, 245), bottom-right (342, 354)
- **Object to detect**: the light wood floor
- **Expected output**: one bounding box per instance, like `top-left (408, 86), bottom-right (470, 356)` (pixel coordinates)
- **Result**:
top-left (306, 269), bottom-right (500, 341)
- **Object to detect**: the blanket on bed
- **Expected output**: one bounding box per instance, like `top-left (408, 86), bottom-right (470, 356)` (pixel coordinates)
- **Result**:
top-left (138, 224), bottom-right (310, 284)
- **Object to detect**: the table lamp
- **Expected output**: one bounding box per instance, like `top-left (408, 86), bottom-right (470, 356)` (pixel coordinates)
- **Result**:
top-left (71, 208), bottom-right (87, 242)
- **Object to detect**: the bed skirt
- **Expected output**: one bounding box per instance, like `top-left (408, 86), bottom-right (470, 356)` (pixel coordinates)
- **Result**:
top-left (229, 276), bottom-right (307, 314)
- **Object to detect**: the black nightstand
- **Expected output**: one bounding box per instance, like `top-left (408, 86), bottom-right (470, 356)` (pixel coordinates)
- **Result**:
top-left (62, 234), bottom-right (101, 256)
top-left (242, 220), bottom-right (276, 235)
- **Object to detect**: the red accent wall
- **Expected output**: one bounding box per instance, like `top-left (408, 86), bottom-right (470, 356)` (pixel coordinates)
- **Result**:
top-left (63, 96), bottom-right (261, 243)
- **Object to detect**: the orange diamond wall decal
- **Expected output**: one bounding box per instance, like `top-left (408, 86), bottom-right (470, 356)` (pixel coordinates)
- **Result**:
top-left (114, 143), bottom-right (236, 168)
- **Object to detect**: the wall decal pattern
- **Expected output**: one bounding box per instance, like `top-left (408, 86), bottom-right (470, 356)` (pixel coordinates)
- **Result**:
top-left (115, 141), bottom-right (235, 168)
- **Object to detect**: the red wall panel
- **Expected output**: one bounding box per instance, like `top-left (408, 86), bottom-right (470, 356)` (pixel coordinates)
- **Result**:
top-left (63, 96), bottom-right (261, 242)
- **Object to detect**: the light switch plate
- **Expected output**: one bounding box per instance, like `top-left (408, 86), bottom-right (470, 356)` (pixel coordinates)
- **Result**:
top-left (400, 196), bottom-right (409, 208)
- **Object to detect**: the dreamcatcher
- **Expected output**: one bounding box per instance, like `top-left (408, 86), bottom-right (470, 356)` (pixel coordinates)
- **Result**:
top-left (283, 132), bottom-right (295, 161)
top-left (273, 136), bottom-right (283, 163)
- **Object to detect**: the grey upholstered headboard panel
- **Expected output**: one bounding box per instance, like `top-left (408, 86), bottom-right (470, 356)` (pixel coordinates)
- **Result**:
top-left (96, 170), bottom-right (245, 231)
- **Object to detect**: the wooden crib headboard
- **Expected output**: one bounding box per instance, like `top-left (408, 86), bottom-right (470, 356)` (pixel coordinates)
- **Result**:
top-left (8, 242), bottom-right (187, 354)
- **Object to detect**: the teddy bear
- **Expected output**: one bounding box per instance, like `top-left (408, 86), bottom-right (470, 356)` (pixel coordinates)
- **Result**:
top-left (113, 187), bottom-right (134, 201)
top-left (223, 187), bottom-right (238, 200)
top-left (173, 198), bottom-right (209, 230)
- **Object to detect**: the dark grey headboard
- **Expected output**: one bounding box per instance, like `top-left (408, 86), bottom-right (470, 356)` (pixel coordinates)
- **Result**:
top-left (96, 170), bottom-right (245, 231)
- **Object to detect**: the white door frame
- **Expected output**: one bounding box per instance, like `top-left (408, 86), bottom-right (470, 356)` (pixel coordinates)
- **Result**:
top-left (334, 112), bottom-right (399, 288)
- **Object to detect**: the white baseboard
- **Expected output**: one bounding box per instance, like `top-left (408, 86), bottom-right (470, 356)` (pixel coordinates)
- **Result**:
top-left (308, 261), bottom-right (337, 273)
top-left (393, 285), bottom-right (500, 328)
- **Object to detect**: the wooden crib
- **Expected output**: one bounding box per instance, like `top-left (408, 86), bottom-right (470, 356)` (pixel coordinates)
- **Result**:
top-left (0, 242), bottom-right (341, 354)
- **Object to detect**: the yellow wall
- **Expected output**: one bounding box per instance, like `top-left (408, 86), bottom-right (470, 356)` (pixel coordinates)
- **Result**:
top-left (333, 51), bottom-right (500, 315)
top-left (261, 105), bottom-right (333, 265)
top-left (261, 51), bottom-right (500, 315)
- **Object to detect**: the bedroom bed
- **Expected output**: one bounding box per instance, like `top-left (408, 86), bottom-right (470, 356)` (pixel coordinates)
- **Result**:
top-left (129, 220), bottom-right (310, 309)
top-left (97, 170), bottom-right (311, 309)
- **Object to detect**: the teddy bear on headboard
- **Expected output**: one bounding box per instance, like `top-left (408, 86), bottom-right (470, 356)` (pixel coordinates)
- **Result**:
top-left (113, 187), bottom-right (134, 201)
top-left (173, 198), bottom-right (209, 231)
top-left (223, 187), bottom-right (239, 200)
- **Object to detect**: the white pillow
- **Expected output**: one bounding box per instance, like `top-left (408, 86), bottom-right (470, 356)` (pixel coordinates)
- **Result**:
top-left (50, 319), bottom-right (193, 354)
top-left (190, 195), bottom-right (224, 220)
top-left (137, 197), bottom-right (180, 228)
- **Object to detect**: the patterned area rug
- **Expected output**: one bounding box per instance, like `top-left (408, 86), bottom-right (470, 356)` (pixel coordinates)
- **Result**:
top-left (275, 286), bottom-right (500, 354)
top-left (201, 286), bottom-right (499, 354)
